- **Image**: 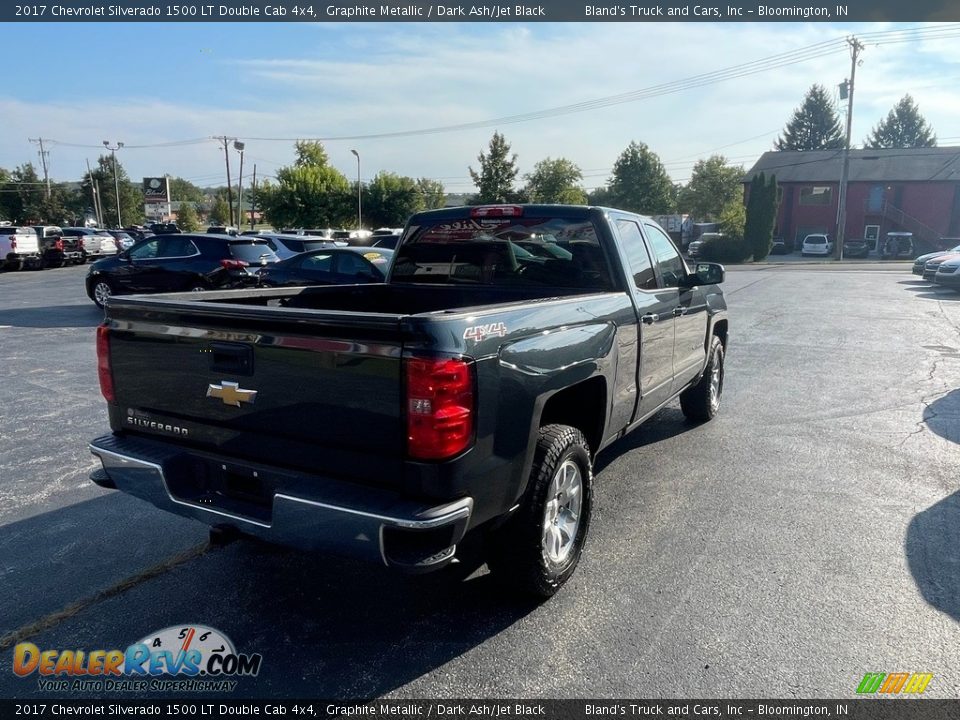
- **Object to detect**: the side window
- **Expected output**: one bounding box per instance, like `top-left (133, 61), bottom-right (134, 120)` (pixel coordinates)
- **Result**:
top-left (158, 238), bottom-right (198, 258)
top-left (128, 239), bottom-right (160, 260)
top-left (644, 224), bottom-right (685, 288)
top-left (302, 253), bottom-right (333, 272)
top-left (616, 220), bottom-right (657, 290)
top-left (335, 252), bottom-right (371, 276)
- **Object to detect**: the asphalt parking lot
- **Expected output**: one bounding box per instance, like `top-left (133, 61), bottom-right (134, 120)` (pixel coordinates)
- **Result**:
top-left (1, 262), bottom-right (959, 700)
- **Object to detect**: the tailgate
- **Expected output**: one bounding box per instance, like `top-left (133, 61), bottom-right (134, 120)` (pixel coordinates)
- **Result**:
top-left (106, 297), bottom-right (406, 487)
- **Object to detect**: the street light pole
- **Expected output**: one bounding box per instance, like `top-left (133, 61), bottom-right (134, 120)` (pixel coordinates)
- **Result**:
top-left (103, 141), bottom-right (124, 227)
top-left (350, 149), bottom-right (362, 230)
top-left (234, 141), bottom-right (245, 231)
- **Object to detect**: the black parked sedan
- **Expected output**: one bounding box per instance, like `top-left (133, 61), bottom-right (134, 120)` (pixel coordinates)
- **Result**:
top-left (86, 234), bottom-right (279, 307)
top-left (256, 247), bottom-right (393, 287)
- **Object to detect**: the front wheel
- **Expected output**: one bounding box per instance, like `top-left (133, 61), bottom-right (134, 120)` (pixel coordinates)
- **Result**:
top-left (680, 334), bottom-right (725, 422)
top-left (90, 278), bottom-right (114, 309)
top-left (487, 424), bottom-right (593, 598)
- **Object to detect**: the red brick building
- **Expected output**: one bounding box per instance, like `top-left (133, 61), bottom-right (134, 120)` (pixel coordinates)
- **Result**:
top-left (744, 148), bottom-right (960, 253)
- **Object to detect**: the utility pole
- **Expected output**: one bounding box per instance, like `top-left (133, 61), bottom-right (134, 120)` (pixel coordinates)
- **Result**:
top-left (219, 136), bottom-right (235, 227)
top-left (835, 36), bottom-right (864, 261)
top-left (234, 141), bottom-right (245, 230)
top-left (29, 138), bottom-right (51, 199)
top-left (250, 164), bottom-right (257, 230)
top-left (103, 141), bottom-right (124, 227)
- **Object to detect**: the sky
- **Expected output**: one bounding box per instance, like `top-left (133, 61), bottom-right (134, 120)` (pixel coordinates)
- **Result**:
top-left (2, 21), bottom-right (959, 195)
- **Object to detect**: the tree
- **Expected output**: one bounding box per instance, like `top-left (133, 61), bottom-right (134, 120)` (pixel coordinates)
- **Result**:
top-left (743, 172), bottom-right (779, 261)
top-left (208, 196), bottom-right (230, 225)
top-left (416, 178), bottom-right (447, 209)
top-left (469, 131), bottom-right (520, 204)
top-left (587, 186), bottom-right (615, 206)
top-left (677, 155), bottom-right (744, 221)
top-left (168, 177), bottom-right (206, 203)
top-left (607, 141), bottom-right (675, 214)
top-left (865, 94), bottom-right (937, 149)
top-left (775, 84), bottom-right (844, 151)
top-left (81, 154), bottom-right (143, 227)
top-left (698, 199), bottom-right (752, 264)
top-left (0, 164), bottom-right (78, 225)
top-left (362, 172), bottom-right (422, 228)
top-left (177, 202), bottom-right (200, 231)
top-left (523, 157), bottom-right (587, 204)
top-left (257, 141), bottom-right (353, 228)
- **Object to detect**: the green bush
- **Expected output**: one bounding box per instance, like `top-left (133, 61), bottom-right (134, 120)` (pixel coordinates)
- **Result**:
top-left (698, 234), bottom-right (752, 263)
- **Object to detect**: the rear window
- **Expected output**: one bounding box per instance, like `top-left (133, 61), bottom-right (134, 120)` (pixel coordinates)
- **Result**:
top-left (229, 241), bottom-right (279, 263)
top-left (806, 236), bottom-right (827, 244)
top-left (391, 216), bottom-right (613, 289)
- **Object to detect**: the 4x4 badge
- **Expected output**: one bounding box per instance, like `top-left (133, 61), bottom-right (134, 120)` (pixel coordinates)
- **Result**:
top-left (206, 381), bottom-right (257, 407)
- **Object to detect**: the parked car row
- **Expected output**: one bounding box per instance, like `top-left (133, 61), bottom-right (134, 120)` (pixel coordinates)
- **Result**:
top-left (84, 231), bottom-right (398, 307)
top-left (0, 225), bottom-right (125, 271)
top-left (912, 243), bottom-right (960, 289)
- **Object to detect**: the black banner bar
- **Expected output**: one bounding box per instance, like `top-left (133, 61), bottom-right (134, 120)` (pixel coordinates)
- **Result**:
top-left (3, 1), bottom-right (959, 23)
top-left (1, 700), bottom-right (959, 720)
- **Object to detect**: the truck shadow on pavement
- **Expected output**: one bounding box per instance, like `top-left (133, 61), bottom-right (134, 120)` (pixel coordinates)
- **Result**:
top-left (594, 406), bottom-right (696, 474)
top-left (906, 491), bottom-right (960, 622)
top-left (0, 304), bottom-right (104, 328)
top-left (0, 493), bottom-right (538, 699)
top-left (923, 389), bottom-right (960, 445)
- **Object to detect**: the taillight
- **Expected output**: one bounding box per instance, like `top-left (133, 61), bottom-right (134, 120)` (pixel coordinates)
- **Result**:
top-left (220, 259), bottom-right (249, 270)
top-left (55, 238), bottom-right (64, 251)
top-left (405, 355), bottom-right (475, 460)
top-left (78, 238), bottom-right (85, 249)
top-left (470, 205), bottom-right (524, 218)
top-left (9, 237), bottom-right (16, 250)
top-left (96, 325), bottom-right (115, 403)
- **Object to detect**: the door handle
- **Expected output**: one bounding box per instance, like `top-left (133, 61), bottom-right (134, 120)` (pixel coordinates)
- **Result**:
top-left (673, 306), bottom-right (688, 317)
top-left (641, 313), bottom-right (659, 324)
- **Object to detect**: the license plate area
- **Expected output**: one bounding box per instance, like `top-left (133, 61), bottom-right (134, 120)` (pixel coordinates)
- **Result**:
top-left (165, 457), bottom-right (276, 524)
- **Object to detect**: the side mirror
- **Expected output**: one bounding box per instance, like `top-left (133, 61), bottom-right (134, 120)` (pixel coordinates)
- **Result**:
top-left (683, 262), bottom-right (725, 286)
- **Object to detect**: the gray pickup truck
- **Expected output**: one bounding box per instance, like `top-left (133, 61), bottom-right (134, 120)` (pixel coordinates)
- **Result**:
top-left (90, 204), bottom-right (728, 597)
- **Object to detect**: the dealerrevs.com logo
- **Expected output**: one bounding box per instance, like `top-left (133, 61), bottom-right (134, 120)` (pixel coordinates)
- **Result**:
top-left (13, 625), bottom-right (262, 693)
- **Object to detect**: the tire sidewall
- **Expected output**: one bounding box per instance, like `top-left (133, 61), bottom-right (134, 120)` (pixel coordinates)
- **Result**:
top-left (90, 278), bottom-right (113, 308)
top-left (708, 335), bottom-right (725, 415)
top-left (534, 440), bottom-right (593, 585)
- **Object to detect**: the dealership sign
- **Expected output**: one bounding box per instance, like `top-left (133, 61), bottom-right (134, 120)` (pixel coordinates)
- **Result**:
top-left (143, 177), bottom-right (170, 203)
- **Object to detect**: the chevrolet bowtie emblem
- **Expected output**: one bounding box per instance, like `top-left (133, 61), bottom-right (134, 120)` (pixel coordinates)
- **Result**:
top-left (206, 381), bottom-right (257, 407)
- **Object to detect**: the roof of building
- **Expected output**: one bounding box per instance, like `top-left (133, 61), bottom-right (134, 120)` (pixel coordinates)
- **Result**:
top-left (744, 147), bottom-right (960, 184)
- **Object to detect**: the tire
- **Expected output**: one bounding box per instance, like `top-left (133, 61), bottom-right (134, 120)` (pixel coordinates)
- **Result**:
top-left (680, 334), bottom-right (725, 422)
top-left (487, 424), bottom-right (593, 598)
top-left (7, 259), bottom-right (24, 272)
top-left (90, 278), bottom-right (114, 309)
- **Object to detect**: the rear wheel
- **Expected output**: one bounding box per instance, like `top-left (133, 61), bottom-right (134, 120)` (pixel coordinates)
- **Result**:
top-left (487, 424), bottom-right (593, 598)
top-left (680, 334), bottom-right (725, 422)
top-left (90, 278), bottom-right (114, 309)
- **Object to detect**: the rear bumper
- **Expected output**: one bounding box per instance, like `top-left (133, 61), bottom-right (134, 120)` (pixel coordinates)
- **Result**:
top-left (89, 433), bottom-right (473, 572)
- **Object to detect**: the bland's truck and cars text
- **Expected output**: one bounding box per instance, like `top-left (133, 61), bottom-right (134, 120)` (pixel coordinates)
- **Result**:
top-left (89, 204), bottom-right (727, 597)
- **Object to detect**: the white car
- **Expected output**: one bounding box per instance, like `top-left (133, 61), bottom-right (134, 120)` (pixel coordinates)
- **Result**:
top-left (0, 226), bottom-right (42, 270)
top-left (801, 234), bottom-right (834, 256)
top-left (62, 227), bottom-right (119, 260)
